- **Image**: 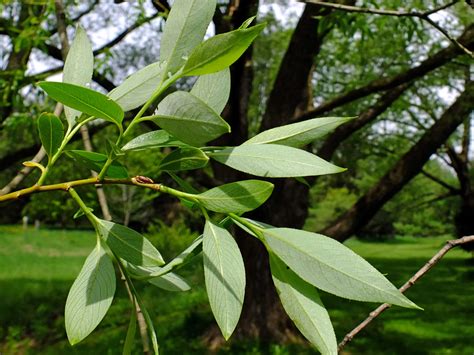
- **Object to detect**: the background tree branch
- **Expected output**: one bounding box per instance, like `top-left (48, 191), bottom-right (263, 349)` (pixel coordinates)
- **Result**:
top-left (338, 234), bottom-right (474, 352)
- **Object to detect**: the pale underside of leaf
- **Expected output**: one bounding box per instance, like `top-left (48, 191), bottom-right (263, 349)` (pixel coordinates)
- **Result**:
top-left (108, 62), bottom-right (163, 111)
top-left (65, 244), bottom-right (116, 345)
top-left (197, 180), bottom-right (274, 213)
top-left (63, 26), bottom-right (93, 125)
top-left (160, 0), bottom-right (216, 74)
top-left (270, 254), bottom-right (337, 355)
top-left (263, 228), bottom-right (419, 308)
top-left (203, 221), bottom-right (245, 339)
top-left (244, 116), bottom-right (354, 147)
top-left (209, 144), bottom-right (345, 178)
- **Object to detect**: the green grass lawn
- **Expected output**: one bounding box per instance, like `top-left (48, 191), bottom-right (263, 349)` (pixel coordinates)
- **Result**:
top-left (1, 226), bottom-right (473, 354)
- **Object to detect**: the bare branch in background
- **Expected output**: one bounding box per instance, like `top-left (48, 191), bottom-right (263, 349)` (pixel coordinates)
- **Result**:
top-left (296, 24), bottom-right (474, 120)
top-left (420, 169), bottom-right (460, 193)
top-left (300, 0), bottom-right (473, 57)
top-left (338, 235), bottom-right (474, 351)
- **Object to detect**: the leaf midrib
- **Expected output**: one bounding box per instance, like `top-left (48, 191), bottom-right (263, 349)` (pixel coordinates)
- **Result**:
top-left (272, 259), bottom-right (332, 354)
top-left (185, 28), bottom-right (256, 74)
top-left (265, 230), bottom-right (399, 300)
top-left (210, 150), bottom-right (323, 168)
top-left (52, 85), bottom-right (119, 122)
top-left (162, 0), bottom-right (203, 72)
top-left (246, 119), bottom-right (350, 145)
top-left (199, 185), bottom-right (272, 202)
top-left (110, 63), bottom-right (162, 102)
top-left (208, 223), bottom-right (230, 333)
top-left (155, 114), bottom-right (229, 129)
top-left (103, 222), bottom-right (162, 265)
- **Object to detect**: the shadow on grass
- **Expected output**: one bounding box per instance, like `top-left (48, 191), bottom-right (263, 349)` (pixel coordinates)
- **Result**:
top-left (1, 255), bottom-right (473, 354)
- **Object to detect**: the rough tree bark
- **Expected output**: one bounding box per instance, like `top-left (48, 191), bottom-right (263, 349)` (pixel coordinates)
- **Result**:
top-left (322, 81), bottom-right (474, 242)
top-left (447, 119), bottom-right (474, 252)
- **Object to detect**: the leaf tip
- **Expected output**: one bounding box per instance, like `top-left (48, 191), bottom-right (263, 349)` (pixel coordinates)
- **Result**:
top-left (67, 336), bottom-right (80, 346)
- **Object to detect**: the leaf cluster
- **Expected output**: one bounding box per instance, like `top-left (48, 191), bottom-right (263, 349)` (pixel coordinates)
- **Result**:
top-left (15, 1), bottom-right (422, 354)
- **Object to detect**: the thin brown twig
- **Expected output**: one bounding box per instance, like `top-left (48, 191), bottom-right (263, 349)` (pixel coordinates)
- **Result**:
top-left (0, 177), bottom-right (160, 203)
top-left (338, 235), bottom-right (474, 352)
top-left (300, 0), bottom-right (473, 58)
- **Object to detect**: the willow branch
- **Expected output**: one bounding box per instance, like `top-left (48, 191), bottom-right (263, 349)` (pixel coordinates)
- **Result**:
top-left (0, 177), bottom-right (161, 203)
top-left (93, 12), bottom-right (161, 56)
top-left (420, 169), bottom-right (460, 193)
top-left (300, 0), bottom-right (472, 57)
top-left (338, 235), bottom-right (474, 352)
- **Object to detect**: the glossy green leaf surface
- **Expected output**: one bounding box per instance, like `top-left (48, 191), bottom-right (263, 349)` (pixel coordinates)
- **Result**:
top-left (270, 254), bottom-right (337, 355)
top-left (65, 243), bottom-right (115, 345)
top-left (121, 130), bottom-right (184, 152)
top-left (153, 91), bottom-right (230, 146)
top-left (37, 82), bottom-right (124, 126)
top-left (37, 113), bottom-right (64, 158)
top-left (203, 221), bottom-right (245, 340)
top-left (63, 26), bottom-right (93, 126)
top-left (209, 144), bottom-right (345, 177)
top-left (244, 117), bottom-right (354, 148)
top-left (67, 150), bottom-right (128, 178)
top-left (148, 272), bottom-right (191, 292)
top-left (196, 180), bottom-right (274, 213)
top-left (108, 62), bottom-right (163, 111)
top-left (96, 219), bottom-right (165, 267)
top-left (183, 23), bottom-right (265, 76)
top-left (190, 68), bottom-right (230, 114)
top-left (160, 0), bottom-right (216, 74)
top-left (263, 228), bottom-right (419, 308)
top-left (159, 147), bottom-right (209, 171)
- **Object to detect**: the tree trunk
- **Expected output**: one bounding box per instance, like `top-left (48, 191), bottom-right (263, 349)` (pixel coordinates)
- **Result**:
top-left (447, 119), bottom-right (474, 252)
top-left (230, 2), bottom-right (347, 343)
top-left (322, 81), bottom-right (474, 242)
top-left (207, 1), bottom-right (340, 344)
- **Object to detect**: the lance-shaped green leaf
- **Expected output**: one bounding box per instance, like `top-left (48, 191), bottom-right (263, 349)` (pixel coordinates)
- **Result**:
top-left (65, 243), bottom-right (116, 345)
top-left (108, 62), bottom-right (163, 111)
top-left (122, 304), bottom-right (137, 355)
top-left (159, 147), bottom-right (209, 171)
top-left (182, 23), bottom-right (265, 76)
top-left (63, 26), bottom-right (93, 126)
top-left (148, 272), bottom-right (191, 292)
top-left (37, 82), bottom-right (124, 127)
top-left (190, 68), bottom-right (230, 114)
top-left (203, 221), bottom-right (245, 340)
top-left (196, 180), bottom-right (274, 213)
top-left (263, 228), bottom-right (419, 308)
top-left (209, 144), bottom-right (345, 178)
top-left (121, 130), bottom-right (185, 152)
top-left (244, 117), bottom-right (354, 148)
top-left (149, 235), bottom-right (204, 278)
top-left (67, 150), bottom-right (128, 178)
top-left (239, 16), bottom-right (256, 29)
top-left (152, 91), bottom-right (230, 146)
top-left (270, 254), bottom-right (337, 355)
top-left (37, 113), bottom-right (64, 158)
top-left (96, 219), bottom-right (164, 267)
top-left (160, 0), bottom-right (216, 74)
